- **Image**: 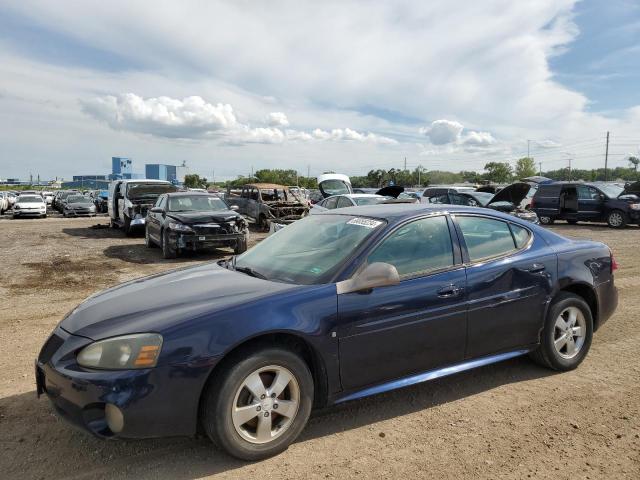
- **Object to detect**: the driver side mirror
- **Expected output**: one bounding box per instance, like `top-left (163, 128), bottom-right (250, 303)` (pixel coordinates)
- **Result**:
top-left (150, 207), bottom-right (164, 214)
top-left (337, 262), bottom-right (400, 294)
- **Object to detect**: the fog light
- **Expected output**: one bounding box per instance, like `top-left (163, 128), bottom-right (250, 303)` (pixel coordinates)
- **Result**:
top-left (105, 403), bottom-right (124, 433)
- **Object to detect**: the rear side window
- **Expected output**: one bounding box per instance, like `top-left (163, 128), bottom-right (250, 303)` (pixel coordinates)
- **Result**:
top-left (324, 197), bottom-right (338, 209)
top-left (336, 196), bottom-right (353, 209)
top-left (457, 216), bottom-right (517, 261)
top-left (510, 223), bottom-right (531, 249)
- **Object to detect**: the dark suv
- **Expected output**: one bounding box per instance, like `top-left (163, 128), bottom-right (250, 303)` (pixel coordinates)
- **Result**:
top-left (531, 182), bottom-right (640, 228)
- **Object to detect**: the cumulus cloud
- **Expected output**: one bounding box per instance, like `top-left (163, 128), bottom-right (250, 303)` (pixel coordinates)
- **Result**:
top-left (461, 131), bottom-right (496, 147)
top-left (266, 112), bottom-right (290, 127)
top-left (83, 93), bottom-right (397, 146)
top-left (420, 120), bottom-right (464, 145)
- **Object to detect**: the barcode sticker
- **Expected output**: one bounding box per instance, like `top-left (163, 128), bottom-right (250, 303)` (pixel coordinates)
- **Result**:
top-left (347, 218), bottom-right (383, 229)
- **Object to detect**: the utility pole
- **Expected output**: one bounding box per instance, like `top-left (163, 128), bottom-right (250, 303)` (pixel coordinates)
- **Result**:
top-left (604, 131), bottom-right (610, 181)
top-left (539, 162), bottom-right (542, 176)
top-left (568, 158), bottom-right (572, 180)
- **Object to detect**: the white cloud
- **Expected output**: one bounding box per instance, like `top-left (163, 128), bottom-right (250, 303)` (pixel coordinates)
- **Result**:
top-left (266, 112), bottom-right (290, 127)
top-left (420, 120), bottom-right (464, 145)
top-left (462, 131), bottom-right (496, 147)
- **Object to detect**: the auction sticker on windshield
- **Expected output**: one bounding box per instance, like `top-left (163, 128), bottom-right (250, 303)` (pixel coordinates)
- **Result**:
top-left (347, 218), bottom-right (384, 229)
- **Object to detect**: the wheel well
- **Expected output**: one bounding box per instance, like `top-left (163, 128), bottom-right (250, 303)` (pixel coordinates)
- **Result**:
top-left (197, 333), bottom-right (328, 432)
top-left (559, 284), bottom-right (599, 328)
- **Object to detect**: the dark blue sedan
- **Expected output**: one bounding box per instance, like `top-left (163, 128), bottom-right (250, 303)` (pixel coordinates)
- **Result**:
top-left (36, 204), bottom-right (618, 460)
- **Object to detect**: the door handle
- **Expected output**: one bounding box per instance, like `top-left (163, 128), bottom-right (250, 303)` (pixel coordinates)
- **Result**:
top-left (437, 284), bottom-right (463, 298)
top-left (525, 263), bottom-right (546, 274)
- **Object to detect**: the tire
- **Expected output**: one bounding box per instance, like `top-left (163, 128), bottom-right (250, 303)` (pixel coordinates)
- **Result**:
top-left (234, 233), bottom-right (248, 254)
top-left (144, 226), bottom-right (156, 248)
top-left (123, 215), bottom-right (132, 236)
top-left (201, 347), bottom-right (313, 461)
top-left (566, 220), bottom-right (578, 225)
top-left (529, 292), bottom-right (593, 371)
top-left (538, 215), bottom-right (554, 225)
top-left (162, 229), bottom-right (177, 259)
top-left (607, 210), bottom-right (627, 229)
top-left (259, 215), bottom-right (269, 232)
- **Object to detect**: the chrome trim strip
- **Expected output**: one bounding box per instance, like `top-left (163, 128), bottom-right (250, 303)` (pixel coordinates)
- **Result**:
top-left (335, 349), bottom-right (531, 404)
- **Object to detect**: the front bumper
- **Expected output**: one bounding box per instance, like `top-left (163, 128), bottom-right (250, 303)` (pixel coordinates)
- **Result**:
top-left (170, 231), bottom-right (246, 251)
top-left (13, 209), bottom-right (46, 217)
top-left (36, 327), bottom-right (218, 439)
top-left (65, 210), bottom-right (96, 217)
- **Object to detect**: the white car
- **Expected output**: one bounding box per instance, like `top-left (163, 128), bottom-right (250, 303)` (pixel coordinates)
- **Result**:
top-left (0, 192), bottom-right (9, 214)
top-left (42, 191), bottom-right (54, 205)
top-left (12, 194), bottom-right (47, 219)
top-left (310, 193), bottom-right (390, 213)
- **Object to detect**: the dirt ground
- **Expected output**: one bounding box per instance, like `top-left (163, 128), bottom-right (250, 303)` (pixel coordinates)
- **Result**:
top-left (0, 214), bottom-right (638, 480)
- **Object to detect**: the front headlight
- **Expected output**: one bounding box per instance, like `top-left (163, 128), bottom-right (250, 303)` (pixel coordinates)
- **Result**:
top-left (77, 333), bottom-right (163, 370)
top-left (168, 221), bottom-right (193, 232)
top-left (629, 203), bottom-right (640, 210)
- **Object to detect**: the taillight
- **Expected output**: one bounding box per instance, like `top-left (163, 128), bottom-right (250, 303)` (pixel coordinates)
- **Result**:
top-left (610, 249), bottom-right (619, 273)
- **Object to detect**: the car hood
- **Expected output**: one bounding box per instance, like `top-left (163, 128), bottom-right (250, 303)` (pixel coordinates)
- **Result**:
top-left (375, 186), bottom-right (404, 198)
top-left (622, 181), bottom-right (640, 197)
top-left (488, 182), bottom-right (531, 206)
top-left (166, 210), bottom-right (241, 224)
top-left (59, 263), bottom-right (299, 340)
top-left (67, 202), bottom-right (94, 208)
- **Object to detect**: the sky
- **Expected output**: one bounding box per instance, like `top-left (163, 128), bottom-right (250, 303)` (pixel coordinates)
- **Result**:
top-left (0, 0), bottom-right (639, 181)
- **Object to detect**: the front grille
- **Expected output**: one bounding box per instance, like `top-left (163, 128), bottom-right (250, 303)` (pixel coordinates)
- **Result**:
top-left (38, 333), bottom-right (64, 363)
top-left (193, 223), bottom-right (235, 235)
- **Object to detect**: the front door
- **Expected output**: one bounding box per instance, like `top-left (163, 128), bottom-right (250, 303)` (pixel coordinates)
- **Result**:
top-left (454, 215), bottom-right (554, 358)
top-left (577, 185), bottom-right (604, 221)
top-left (337, 215), bottom-right (468, 391)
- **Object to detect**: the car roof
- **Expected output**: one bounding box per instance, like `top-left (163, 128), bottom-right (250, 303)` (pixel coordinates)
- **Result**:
top-left (164, 192), bottom-right (220, 197)
top-left (314, 202), bottom-right (506, 220)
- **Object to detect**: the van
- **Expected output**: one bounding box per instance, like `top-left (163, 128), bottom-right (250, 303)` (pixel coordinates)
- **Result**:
top-left (531, 181), bottom-right (640, 228)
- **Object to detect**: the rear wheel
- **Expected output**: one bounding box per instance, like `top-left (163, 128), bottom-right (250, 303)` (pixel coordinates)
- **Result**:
top-left (201, 347), bottom-right (313, 460)
top-left (538, 215), bottom-right (554, 225)
top-left (530, 292), bottom-right (593, 371)
top-left (123, 215), bottom-right (132, 236)
top-left (162, 229), bottom-right (177, 259)
top-left (607, 210), bottom-right (627, 228)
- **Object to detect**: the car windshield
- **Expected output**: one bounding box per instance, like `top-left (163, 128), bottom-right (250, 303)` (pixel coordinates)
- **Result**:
top-left (234, 214), bottom-right (386, 284)
top-left (169, 195), bottom-right (228, 212)
top-left (597, 184), bottom-right (624, 198)
top-left (319, 179), bottom-right (351, 197)
top-left (67, 196), bottom-right (87, 203)
top-left (354, 196), bottom-right (387, 206)
top-left (18, 196), bottom-right (43, 203)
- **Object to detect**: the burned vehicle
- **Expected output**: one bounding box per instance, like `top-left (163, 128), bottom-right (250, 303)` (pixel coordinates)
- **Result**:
top-left (108, 180), bottom-right (178, 235)
top-left (145, 192), bottom-right (249, 258)
top-left (226, 183), bottom-right (308, 231)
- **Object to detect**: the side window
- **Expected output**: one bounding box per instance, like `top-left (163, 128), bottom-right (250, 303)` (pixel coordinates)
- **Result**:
top-left (588, 187), bottom-right (601, 200)
top-left (325, 197), bottom-right (338, 209)
top-left (427, 194), bottom-right (449, 204)
top-left (449, 194), bottom-right (469, 206)
top-left (250, 188), bottom-right (259, 201)
top-left (367, 216), bottom-right (454, 277)
top-left (336, 196), bottom-right (353, 209)
top-left (457, 216), bottom-right (517, 261)
top-left (577, 185), bottom-right (593, 200)
top-left (509, 223), bottom-right (531, 249)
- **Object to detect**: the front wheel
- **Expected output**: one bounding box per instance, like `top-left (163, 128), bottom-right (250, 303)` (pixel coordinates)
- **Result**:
top-left (201, 347), bottom-right (314, 461)
top-left (538, 215), bottom-right (554, 225)
top-left (530, 292), bottom-right (593, 371)
top-left (607, 210), bottom-right (627, 229)
top-left (123, 215), bottom-right (132, 236)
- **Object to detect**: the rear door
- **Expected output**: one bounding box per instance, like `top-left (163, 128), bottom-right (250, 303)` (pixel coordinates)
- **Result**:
top-left (454, 214), bottom-right (555, 358)
top-left (532, 184), bottom-right (562, 219)
top-left (337, 215), bottom-right (468, 390)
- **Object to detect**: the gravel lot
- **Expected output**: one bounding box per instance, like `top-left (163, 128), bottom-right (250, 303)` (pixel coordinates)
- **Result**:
top-left (1, 214), bottom-right (639, 479)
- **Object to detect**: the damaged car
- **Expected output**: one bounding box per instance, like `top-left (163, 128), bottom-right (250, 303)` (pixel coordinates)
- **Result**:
top-left (108, 180), bottom-right (178, 235)
top-left (226, 183), bottom-right (309, 231)
top-left (145, 192), bottom-right (249, 258)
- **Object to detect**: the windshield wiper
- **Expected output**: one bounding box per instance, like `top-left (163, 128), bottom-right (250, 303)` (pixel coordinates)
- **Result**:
top-left (234, 266), bottom-right (267, 280)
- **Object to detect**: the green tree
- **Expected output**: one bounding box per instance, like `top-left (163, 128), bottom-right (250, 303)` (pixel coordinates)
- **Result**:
top-left (483, 162), bottom-right (513, 183)
top-left (184, 174), bottom-right (208, 189)
top-left (628, 156), bottom-right (639, 176)
top-left (514, 157), bottom-right (537, 179)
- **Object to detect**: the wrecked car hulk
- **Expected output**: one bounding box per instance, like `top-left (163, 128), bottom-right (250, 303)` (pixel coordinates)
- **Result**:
top-left (108, 180), bottom-right (178, 235)
top-left (226, 183), bottom-right (309, 231)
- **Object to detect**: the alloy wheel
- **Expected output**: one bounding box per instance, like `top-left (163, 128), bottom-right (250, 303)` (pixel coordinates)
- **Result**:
top-left (231, 365), bottom-right (300, 444)
top-left (553, 306), bottom-right (586, 359)
top-left (609, 212), bottom-right (623, 227)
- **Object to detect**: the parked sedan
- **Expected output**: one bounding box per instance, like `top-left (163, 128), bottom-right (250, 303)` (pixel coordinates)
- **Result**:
top-left (36, 204), bottom-right (617, 460)
top-left (63, 195), bottom-right (97, 217)
top-left (311, 193), bottom-right (390, 213)
top-left (12, 195), bottom-right (47, 218)
top-left (145, 192), bottom-right (249, 258)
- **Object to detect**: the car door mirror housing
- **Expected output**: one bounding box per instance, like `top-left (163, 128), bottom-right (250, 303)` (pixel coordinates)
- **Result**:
top-left (150, 207), bottom-right (164, 214)
top-left (337, 262), bottom-right (400, 294)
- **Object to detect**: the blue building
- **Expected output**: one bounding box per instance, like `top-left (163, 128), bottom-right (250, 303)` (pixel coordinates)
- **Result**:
top-left (145, 164), bottom-right (178, 182)
top-left (110, 157), bottom-right (141, 180)
top-left (73, 175), bottom-right (107, 182)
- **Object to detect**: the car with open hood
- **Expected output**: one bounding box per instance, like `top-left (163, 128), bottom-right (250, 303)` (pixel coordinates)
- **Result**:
top-left (145, 192), bottom-right (249, 258)
top-left (421, 184), bottom-right (539, 223)
top-left (36, 203), bottom-right (617, 460)
top-left (531, 181), bottom-right (640, 228)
